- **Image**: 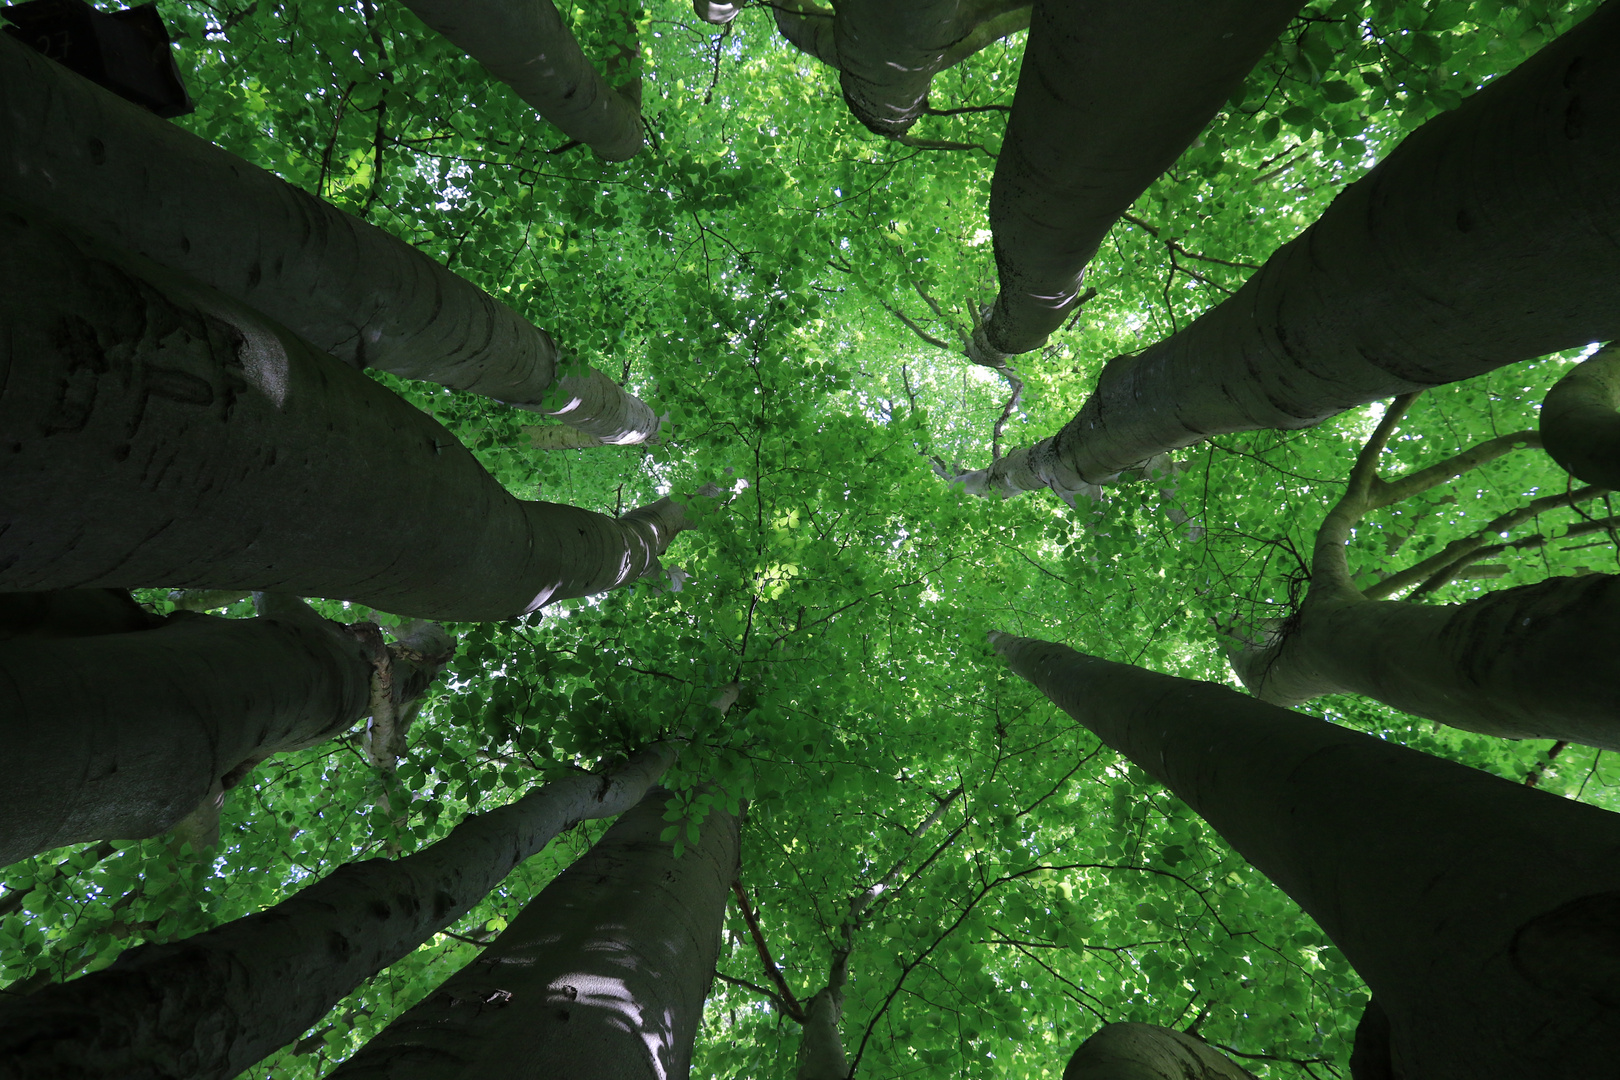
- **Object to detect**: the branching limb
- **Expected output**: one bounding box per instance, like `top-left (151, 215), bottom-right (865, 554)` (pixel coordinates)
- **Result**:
top-left (731, 880), bottom-right (806, 1022)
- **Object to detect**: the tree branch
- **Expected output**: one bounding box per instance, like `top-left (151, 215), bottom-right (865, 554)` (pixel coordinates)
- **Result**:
top-left (731, 880), bottom-right (806, 1022)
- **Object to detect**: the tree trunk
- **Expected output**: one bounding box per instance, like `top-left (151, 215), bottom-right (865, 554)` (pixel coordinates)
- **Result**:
top-left (0, 592), bottom-right (452, 865)
top-left (1541, 344), bottom-right (1620, 489)
top-left (774, 0), bottom-right (1029, 137)
top-left (398, 0), bottom-right (643, 162)
top-left (1062, 1023), bottom-right (1255, 1080)
top-left (988, 1), bottom-right (1620, 493)
top-left (1230, 573), bottom-right (1620, 749)
top-left (0, 744), bottom-right (680, 1080)
top-left (991, 633), bottom-right (1620, 1080)
top-left (0, 202), bottom-right (699, 620)
top-left (1226, 397), bottom-right (1620, 749)
top-left (694, 0), bottom-right (741, 26)
top-left (0, 34), bottom-right (657, 442)
top-left (972, 0), bottom-right (1304, 361)
top-left (327, 787), bottom-right (738, 1080)
top-left (795, 987), bottom-right (849, 1080)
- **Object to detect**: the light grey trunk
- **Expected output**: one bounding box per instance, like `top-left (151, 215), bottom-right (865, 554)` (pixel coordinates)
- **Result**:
top-left (329, 786), bottom-right (738, 1080)
top-left (1540, 344), bottom-right (1620, 489)
top-left (694, 0), bottom-right (741, 25)
top-left (0, 745), bottom-right (679, 1080)
top-left (0, 34), bottom-right (656, 442)
top-left (1229, 574), bottom-right (1620, 750)
top-left (0, 591), bottom-right (450, 865)
top-left (992, 633), bottom-right (1620, 1080)
top-left (0, 202), bottom-right (694, 620)
top-left (398, 0), bottom-right (643, 161)
top-left (1005, 3), bottom-right (1620, 489)
top-left (975, 0), bottom-right (1304, 359)
top-left (1063, 1023), bottom-right (1255, 1080)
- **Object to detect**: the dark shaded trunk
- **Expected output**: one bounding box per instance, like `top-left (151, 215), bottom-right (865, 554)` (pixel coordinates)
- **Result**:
top-left (398, 0), bottom-right (643, 161)
top-left (694, 0), bottom-right (741, 26)
top-left (994, 2), bottom-right (1620, 493)
top-left (1063, 1023), bottom-right (1255, 1080)
top-left (0, 744), bottom-right (679, 1080)
top-left (974, 0), bottom-right (1304, 361)
top-left (0, 202), bottom-right (698, 620)
top-left (0, 592), bottom-right (453, 865)
top-left (0, 34), bottom-right (656, 441)
top-left (328, 787), bottom-right (738, 1080)
top-left (992, 632), bottom-right (1620, 1079)
top-left (772, 1), bottom-right (1029, 137)
top-left (1541, 344), bottom-right (1620, 489)
top-left (1228, 397), bottom-right (1620, 749)
top-left (1231, 574), bottom-right (1620, 749)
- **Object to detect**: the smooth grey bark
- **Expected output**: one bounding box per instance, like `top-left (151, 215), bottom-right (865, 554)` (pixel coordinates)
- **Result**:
top-left (0, 588), bottom-right (162, 640)
top-left (1062, 1023), bottom-right (1255, 1080)
top-left (0, 33), bottom-right (657, 443)
top-left (0, 592), bottom-right (453, 866)
top-left (991, 2), bottom-right (1620, 494)
top-left (772, 1), bottom-right (1029, 136)
top-left (329, 786), bottom-right (738, 1080)
top-left (397, 0), bottom-right (643, 161)
top-left (0, 202), bottom-right (701, 620)
top-left (1541, 344), bottom-right (1620, 489)
top-left (991, 632), bottom-right (1620, 1079)
top-left (1226, 397), bottom-right (1620, 748)
top-left (973, 0), bottom-right (1304, 361)
top-left (694, 0), bottom-right (741, 25)
top-left (0, 744), bottom-right (680, 1080)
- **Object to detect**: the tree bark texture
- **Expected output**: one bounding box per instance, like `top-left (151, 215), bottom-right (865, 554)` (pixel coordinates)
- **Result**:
top-left (1005, 1), bottom-right (1620, 490)
top-left (1541, 344), bottom-right (1620, 489)
top-left (0, 744), bottom-right (680, 1080)
top-left (1062, 1023), bottom-right (1255, 1080)
top-left (992, 633), bottom-right (1620, 1080)
top-left (775, 0), bottom-right (1028, 137)
top-left (1229, 573), bottom-right (1620, 749)
top-left (0, 597), bottom-right (401, 866)
top-left (398, 0), bottom-right (644, 162)
top-left (974, 0), bottom-right (1305, 360)
top-left (0, 34), bottom-right (657, 442)
top-left (328, 787), bottom-right (738, 1080)
top-left (0, 203), bottom-right (697, 620)
top-left (795, 987), bottom-right (849, 1080)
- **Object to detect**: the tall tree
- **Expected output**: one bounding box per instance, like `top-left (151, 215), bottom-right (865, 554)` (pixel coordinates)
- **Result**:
top-left (0, 33), bottom-right (658, 443)
top-left (971, 0), bottom-right (1304, 363)
top-left (1063, 1023), bottom-right (1255, 1080)
top-left (769, 0), bottom-right (1030, 136)
top-left (993, 632), bottom-right (1620, 1078)
top-left (0, 745), bottom-right (678, 1080)
top-left (1541, 343), bottom-right (1620, 489)
top-left (397, 0), bottom-right (645, 161)
top-left (1223, 395), bottom-right (1620, 748)
top-left (0, 590), bottom-right (450, 865)
top-left (960, 0), bottom-right (1620, 498)
top-left (329, 786), bottom-right (738, 1079)
top-left (0, 202), bottom-right (703, 620)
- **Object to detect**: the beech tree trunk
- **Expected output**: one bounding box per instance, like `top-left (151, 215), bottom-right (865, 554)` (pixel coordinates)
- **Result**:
top-left (0, 592), bottom-right (450, 866)
top-left (992, 633), bottom-right (1620, 1079)
top-left (0, 34), bottom-right (657, 443)
top-left (1231, 573), bottom-right (1620, 749)
top-left (1063, 1023), bottom-right (1255, 1080)
top-left (328, 787), bottom-right (738, 1080)
top-left (986, 1), bottom-right (1620, 494)
top-left (1541, 344), bottom-right (1620, 489)
top-left (398, 0), bottom-right (644, 162)
top-left (772, 0), bottom-right (1030, 136)
top-left (0, 745), bottom-right (679, 1080)
top-left (1227, 397), bottom-right (1620, 749)
top-left (0, 202), bottom-right (700, 621)
top-left (972, 0), bottom-right (1304, 362)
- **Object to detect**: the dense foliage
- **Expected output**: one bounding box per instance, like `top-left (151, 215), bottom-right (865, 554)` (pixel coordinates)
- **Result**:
top-left (2, 1), bottom-right (1614, 1077)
